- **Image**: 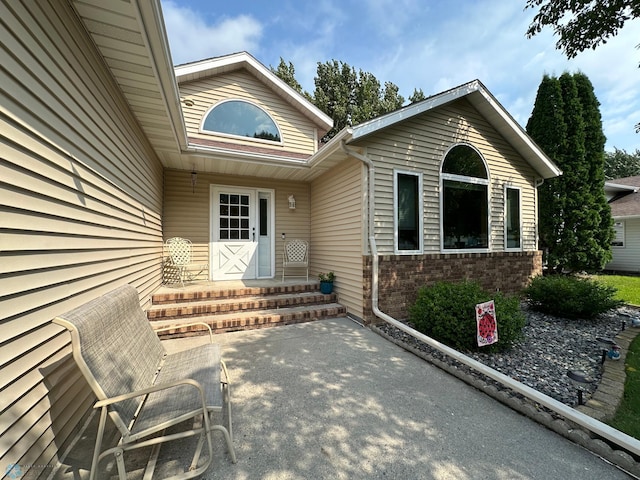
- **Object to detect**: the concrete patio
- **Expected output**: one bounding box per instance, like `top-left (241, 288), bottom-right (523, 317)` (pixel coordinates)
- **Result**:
top-left (56, 318), bottom-right (632, 479)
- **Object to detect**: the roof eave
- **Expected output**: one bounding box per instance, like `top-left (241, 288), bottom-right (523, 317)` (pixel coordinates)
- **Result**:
top-left (352, 80), bottom-right (562, 180)
top-left (605, 182), bottom-right (639, 193)
top-left (174, 52), bottom-right (333, 132)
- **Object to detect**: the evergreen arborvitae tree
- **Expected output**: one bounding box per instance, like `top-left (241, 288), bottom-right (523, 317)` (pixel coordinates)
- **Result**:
top-left (574, 72), bottom-right (614, 269)
top-left (526, 75), bottom-right (567, 269)
top-left (526, 72), bottom-right (613, 273)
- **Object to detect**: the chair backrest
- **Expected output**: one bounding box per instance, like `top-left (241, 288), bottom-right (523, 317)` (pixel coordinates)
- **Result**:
top-left (166, 237), bottom-right (192, 267)
top-left (53, 285), bottom-right (165, 433)
top-left (284, 239), bottom-right (308, 263)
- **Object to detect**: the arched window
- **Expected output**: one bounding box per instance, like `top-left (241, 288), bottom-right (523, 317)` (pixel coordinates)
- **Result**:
top-left (441, 144), bottom-right (489, 250)
top-left (202, 100), bottom-right (281, 142)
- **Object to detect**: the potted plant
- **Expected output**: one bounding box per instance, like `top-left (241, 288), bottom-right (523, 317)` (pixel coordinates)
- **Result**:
top-left (318, 272), bottom-right (335, 294)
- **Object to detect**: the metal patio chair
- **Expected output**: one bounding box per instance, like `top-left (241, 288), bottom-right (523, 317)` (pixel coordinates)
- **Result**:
top-left (165, 237), bottom-right (207, 286)
top-left (282, 239), bottom-right (309, 281)
top-left (53, 284), bottom-right (236, 480)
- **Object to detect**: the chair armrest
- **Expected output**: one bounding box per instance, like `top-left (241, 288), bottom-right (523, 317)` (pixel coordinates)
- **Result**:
top-left (154, 322), bottom-right (213, 343)
top-left (93, 378), bottom-right (206, 409)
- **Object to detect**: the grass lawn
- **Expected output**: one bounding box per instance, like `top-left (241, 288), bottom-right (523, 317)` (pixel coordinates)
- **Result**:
top-left (608, 334), bottom-right (640, 440)
top-left (593, 274), bottom-right (640, 305)
top-left (591, 274), bottom-right (640, 439)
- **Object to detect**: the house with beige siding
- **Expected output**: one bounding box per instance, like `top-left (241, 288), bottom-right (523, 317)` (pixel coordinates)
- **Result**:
top-left (0, 0), bottom-right (560, 476)
top-left (605, 177), bottom-right (640, 272)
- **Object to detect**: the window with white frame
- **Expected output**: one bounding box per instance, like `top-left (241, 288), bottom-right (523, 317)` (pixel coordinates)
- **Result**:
top-left (505, 186), bottom-right (521, 250)
top-left (441, 144), bottom-right (489, 250)
top-left (202, 99), bottom-right (282, 143)
top-left (395, 170), bottom-right (423, 253)
top-left (612, 221), bottom-right (625, 247)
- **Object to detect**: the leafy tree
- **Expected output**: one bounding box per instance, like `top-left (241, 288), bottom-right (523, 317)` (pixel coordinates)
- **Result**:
top-left (272, 58), bottom-right (407, 142)
top-left (313, 60), bottom-right (404, 141)
top-left (525, 0), bottom-right (640, 131)
top-left (605, 148), bottom-right (640, 179)
top-left (526, 73), bottom-right (613, 272)
top-left (380, 81), bottom-right (405, 115)
top-left (271, 58), bottom-right (305, 95)
top-left (525, 0), bottom-right (640, 60)
top-left (408, 88), bottom-right (427, 103)
top-left (312, 60), bottom-right (359, 140)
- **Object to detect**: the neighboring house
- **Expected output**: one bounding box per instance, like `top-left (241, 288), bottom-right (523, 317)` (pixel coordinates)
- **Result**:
top-left (605, 176), bottom-right (640, 272)
top-left (0, 0), bottom-right (560, 475)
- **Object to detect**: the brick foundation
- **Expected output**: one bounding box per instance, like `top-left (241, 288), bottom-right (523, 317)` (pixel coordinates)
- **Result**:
top-left (362, 251), bottom-right (542, 324)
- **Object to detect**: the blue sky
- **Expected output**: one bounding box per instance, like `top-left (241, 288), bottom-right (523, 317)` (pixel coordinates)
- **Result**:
top-left (161, 0), bottom-right (640, 152)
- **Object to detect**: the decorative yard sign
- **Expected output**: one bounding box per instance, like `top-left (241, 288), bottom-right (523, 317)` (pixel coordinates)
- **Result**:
top-left (476, 300), bottom-right (498, 347)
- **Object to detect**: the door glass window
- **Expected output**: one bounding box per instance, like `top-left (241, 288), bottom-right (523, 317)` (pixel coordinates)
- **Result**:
top-left (219, 193), bottom-right (250, 240)
top-left (259, 197), bottom-right (268, 236)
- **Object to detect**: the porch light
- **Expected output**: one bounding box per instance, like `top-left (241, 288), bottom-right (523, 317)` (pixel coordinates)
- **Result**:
top-left (567, 370), bottom-right (592, 406)
top-left (183, 97), bottom-right (195, 107)
top-left (288, 195), bottom-right (296, 209)
top-left (191, 169), bottom-right (197, 194)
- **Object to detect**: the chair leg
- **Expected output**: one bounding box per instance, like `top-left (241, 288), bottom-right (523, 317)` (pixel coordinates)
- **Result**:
top-left (210, 425), bottom-right (237, 464)
top-left (189, 430), bottom-right (207, 471)
top-left (114, 449), bottom-right (127, 480)
top-left (224, 382), bottom-right (233, 440)
top-left (89, 407), bottom-right (108, 480)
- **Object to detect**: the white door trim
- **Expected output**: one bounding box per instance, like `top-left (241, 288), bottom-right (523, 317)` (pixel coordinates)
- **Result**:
top-left (209, 185), bottom-right (275, 280)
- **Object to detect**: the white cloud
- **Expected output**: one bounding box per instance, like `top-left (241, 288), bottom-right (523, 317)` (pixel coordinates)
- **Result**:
top-left (160, 0), bottom-right (640, 150)
top-left (163, 1), bottom-right (263, 65)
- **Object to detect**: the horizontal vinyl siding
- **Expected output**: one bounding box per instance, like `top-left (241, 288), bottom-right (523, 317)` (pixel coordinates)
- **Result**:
top-left (607, 219), bottom-right (640, 272)
top-left (358, 99), bottom-right (538, 254)
top-left (311, 159), bottom-right (365, 318)
top-left (1, 1), bottom-right (164, 475)
top-left (164, 170), bottom-right (311, 279)
top-left (180, 71), bottom-right (318, 154)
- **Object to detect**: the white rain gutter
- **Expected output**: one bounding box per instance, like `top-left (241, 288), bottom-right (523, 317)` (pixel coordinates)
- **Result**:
top-left (340, 140), bottom-right (640, 459)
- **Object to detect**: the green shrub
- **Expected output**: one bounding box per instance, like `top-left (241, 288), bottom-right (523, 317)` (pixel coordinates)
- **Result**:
top-left (408, 280), bottom-right (525, 353)
top-left (523, 274), bottom-right (624, 319)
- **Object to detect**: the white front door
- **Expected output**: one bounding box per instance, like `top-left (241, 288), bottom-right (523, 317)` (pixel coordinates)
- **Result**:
top-left (211, 186), bottom-right (258, 280)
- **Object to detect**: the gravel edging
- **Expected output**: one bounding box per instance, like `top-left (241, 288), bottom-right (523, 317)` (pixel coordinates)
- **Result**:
top-left (371, 305), bottom-right (640, 478)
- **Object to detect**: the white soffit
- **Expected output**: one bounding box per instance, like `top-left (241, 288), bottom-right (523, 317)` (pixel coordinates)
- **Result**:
top-left (72, 0), bottom-right (188, 155)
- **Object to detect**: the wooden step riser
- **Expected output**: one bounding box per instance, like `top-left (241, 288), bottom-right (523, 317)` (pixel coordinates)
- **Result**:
top-left (155, 306), bottom-right (347, 337)
top-left (152, 284), bottom-right (320, 305)
top-left (148, 293), bottom-right (338, 320)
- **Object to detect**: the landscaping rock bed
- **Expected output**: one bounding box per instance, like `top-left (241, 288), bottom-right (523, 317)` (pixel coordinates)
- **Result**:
top-left (376, 304), bottom-right (638, 406)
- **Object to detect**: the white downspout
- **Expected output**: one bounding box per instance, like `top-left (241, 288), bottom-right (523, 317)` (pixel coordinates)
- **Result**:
top-left (534, 177), bottom-right (544, 253)
top-left (340, 140), bottom-right (640, 458)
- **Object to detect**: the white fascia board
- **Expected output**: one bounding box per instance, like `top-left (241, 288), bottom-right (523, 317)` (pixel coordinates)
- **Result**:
top-left (307, 127), bottom-right (353, 166)
top-left (134, 0), bottom-right (189, 150)
top-left (352, 81), bottom-right (480, 140)
top-left (473, 85), bottom-right (562, 179)
top-left (605, 182), bottom-right (639, 193)
top-left (352, 79), bottom-right (562, 179)
top-left (612, 214), bottom-right (640, 220)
